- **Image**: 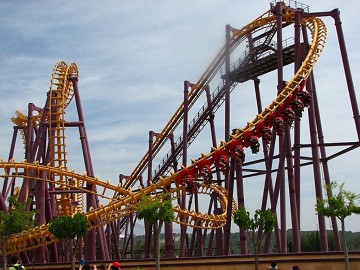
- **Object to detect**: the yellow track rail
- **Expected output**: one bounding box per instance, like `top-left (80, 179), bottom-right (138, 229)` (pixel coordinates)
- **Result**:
top-left (49, 61), bottom-right (73, 215)
top-left (0, 8), bottom-right (327, 254)
top-left (10, 61), bottom-right (84, 214)
top-left (124, 10), bottom-right (326, 188)
top-left (0, 161), bottom-right (231, 253)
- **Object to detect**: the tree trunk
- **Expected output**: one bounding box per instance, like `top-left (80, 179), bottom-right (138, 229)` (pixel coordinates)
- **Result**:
top-left (66, 239), bottom-right (76, 270)
top-left (155, 222), bottom-right (163, 270)
top-left (341, 219), bottom-right (349, 270)
top-left (2, 237), bottom-right (7, 270)
top-left (255, 241), bottom-right (261, 270)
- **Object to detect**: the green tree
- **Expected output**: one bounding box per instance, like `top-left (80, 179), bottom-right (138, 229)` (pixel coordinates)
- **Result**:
top-left (233, 207), bottom-right (276, 270)
top-left (136, 194), bottom-right (174, 270)
top-left (301, 230), bottom-right (321, 252)
top-left (315, 181), bottom-right (360, 270)
top-left (0, 196), bottom-right (36, 270)
top-left (48, 213), bottom-right (89, 270)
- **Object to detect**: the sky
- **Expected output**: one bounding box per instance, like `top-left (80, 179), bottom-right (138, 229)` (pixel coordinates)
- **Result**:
top-left (0, 0), bottom-right (359, 233)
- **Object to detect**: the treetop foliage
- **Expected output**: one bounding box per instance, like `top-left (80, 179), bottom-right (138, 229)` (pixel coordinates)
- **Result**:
top-left (0, 196), bottom-right (35, 239)
top-left (233, 206), bottom-right (276, 234)
top-left (49, 213), bottom-right (89, 240)
top-left (136, 194), bottom-right (175, 225)
top-left (316, 181), bottom-right (360, 221)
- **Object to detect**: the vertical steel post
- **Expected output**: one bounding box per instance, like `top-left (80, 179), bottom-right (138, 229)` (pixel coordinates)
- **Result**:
top-left (310, 72), bottom-right (341, 250)
top-left (235, 163), bottom-right (247, 254)
top-left (69, 75), bottom-right (110, 260)
top-left (148, 131), bottom-right (155, 184)
top-left (223, 158), bottom-right (235, 255)
top-left (179, 81), bottom-right (190, 257)
top-left (195, 191), bottom-right (203, 256)
top-left (225, 24), bottom-right (231, 141)
top-left (306, 75), bottom-right (329, 251)
top-left (223, 24), bottom-right (235, 253)
top-left (145, 131), bottom-right (156, 259)
top-left (275, 2), bottom-right (287, 253)
top-left (293, 9), bottom-right (302, 239)
top-left (332, 9), bottom-right (360, 141)
top-left (254, 78), bottom-right (279, 253)
top-left (301, 16), bottom-right (342, 250)
top-left (165, 133), bottom-right (175, 258)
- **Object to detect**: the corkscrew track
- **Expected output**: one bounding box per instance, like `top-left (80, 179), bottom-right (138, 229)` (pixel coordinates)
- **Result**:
top-left (0, 7), bottom-right (327, 255)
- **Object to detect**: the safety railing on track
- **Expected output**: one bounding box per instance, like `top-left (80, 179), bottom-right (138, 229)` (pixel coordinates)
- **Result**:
top-left (151, 79), bottom-right (237, 181)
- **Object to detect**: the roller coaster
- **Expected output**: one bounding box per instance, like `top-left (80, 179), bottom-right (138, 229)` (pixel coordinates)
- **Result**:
top-left (1, 0), bottom-right (359, 265)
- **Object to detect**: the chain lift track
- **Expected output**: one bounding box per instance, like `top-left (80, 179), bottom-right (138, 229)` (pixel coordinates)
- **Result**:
top-left (1, 1), bottom-right (359, 262)
top-left (122, 6), bottom-right (322, 189)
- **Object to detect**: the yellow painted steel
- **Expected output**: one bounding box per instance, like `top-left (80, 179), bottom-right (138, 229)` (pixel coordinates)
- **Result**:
top-left (0, 8), bottom-right (327, 255)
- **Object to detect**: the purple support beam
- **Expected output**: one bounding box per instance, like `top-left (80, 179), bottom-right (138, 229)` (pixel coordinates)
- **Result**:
top-left (25, 103), bottom-right (35, 162)
top-left (69, 75), bottom-right (109, 261)
top-left (264, 141), bottom-right (287, 253)
top-left (276, 1), bottom-right (284, 93)
top-left (130, 215), bottom-right (135, 258)
top-left (179, 81), bottom-right (190, 257)
top-left (69, 76), bottom-right (94, 177)
top-left (1, 126), bottom-right (19, 201)
top-left (310, 76), bottom-right (342, 250)
top-left (110, 222), bottom-right (121, 259)
top-left (165, 133), bottom-right (175, 258)
top-left (293, 11), bottom-right (302, 241)
top-left (204, 85), bottom-right (222, 255)
top-left (18, 103), bottom-right (37, 204)
top-left (1, 126), bottom-right (21, 206)
top-left (8, 127), bottom-right (19, 162)
top-left (255, 78), bottom-right (280, 253)
top-left (194, 191), bottom-right (203, 256)
top-left (223, 23), bottom-right (238, 251)
top-left (223, 159), bottom-right (235, 255)
top-left (106, 224), bottom-right (111, 258)
top-left (280, 168), bottom-right (286, 253)
top-left (31, 106), bottom-right (49, 163)
top-left (144, 135), bottom-right (153, 259)
top-left (306, 76), bottom-right (329, 251)
top-left (121, 218), bottom-right (130, 258)
top-left (276, 2), bottom-right (287, 253)
top-left (188, 194), bottom-right (196, 256)
top-left (186, 194), bottom-right (194, 256)
top-left (34, 170), bottom-right (46, 262)
top-left (302, 11), bottom-right (342, 251)
top-left (284, 124), bottom-right (301, 252)
top-left (224, 24), bottom-right (231, 141)
top-left (205, 82), bottom-right (224, 255)
top-left (147, 131), bottom-right (155, 184)
top-left (205, 196), bottom-right (215, 256)
top-left (182, 81), bottom-right (191, 167)
top-left (300, 15), bottom-right (341, 250)
top-left (205, 86), bottom-right (218, 150)
top-left (235, 163), bottom-right (247, 254)
top-left (164, 207), bottom-right (175, 258)
top-left (217, 23), bottom-right (232, 257)
top-left (331, 9), bottom-right (360, 141)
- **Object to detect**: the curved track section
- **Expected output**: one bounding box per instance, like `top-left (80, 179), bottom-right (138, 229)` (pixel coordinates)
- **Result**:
top-left (48, 61), bottom-right (80, 215)
top-left (123, 10), bottom-right (326, 189)
top-left (0, 9), bottom-right (327, 255)
top-left (0, 161), bottom-right (230, 253)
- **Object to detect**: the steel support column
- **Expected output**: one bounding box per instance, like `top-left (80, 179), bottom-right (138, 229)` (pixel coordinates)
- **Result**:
top-left (179, 81), bottom-right (190, 257)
